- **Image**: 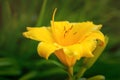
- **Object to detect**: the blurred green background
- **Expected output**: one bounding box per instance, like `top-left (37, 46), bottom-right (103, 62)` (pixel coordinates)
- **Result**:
top-left (0, 0), bottom-right (120, 80)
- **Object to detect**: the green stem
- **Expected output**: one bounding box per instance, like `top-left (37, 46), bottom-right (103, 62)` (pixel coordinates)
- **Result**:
top-left (75, 67), bottom-right (87, 79)
top-left (36, 0), bottom-right (47, 26)
top-left (68, 67), bottom-right (73, 80)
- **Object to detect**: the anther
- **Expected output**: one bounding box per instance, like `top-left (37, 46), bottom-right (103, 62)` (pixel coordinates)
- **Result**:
top-left (69, 25), bottom-right (73, 30)
top-left (73, 32), bottom-right (77, 35)
top-left (64, 26), bottom-right (66, 31)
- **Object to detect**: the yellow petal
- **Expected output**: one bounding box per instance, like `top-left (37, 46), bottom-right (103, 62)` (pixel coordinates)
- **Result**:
top-left (67, 22), bottom-right (102, 45)
top-left (55, 49), bottom-right (77, 67)
top-left (80, 40), bottom-right (96, 57)
top-left (51, 21), bottom-right (102, 46)
top-left (78, 31), bottom-right (105, 58)
top-left (81, 31), bottom-right (105, 46)
top-left (51, 21), bottom-right (70, 45)
top-left (55, 40), bottom-right (96, 66)
top-left (63, 43), bottom-right (94, 60)
top-left (37, 42), bottom-right (59, 59)
top-left (23, 27), bottom-right (54, 43)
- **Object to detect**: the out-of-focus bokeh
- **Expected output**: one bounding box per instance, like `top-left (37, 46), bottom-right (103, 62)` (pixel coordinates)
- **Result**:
top-left (0, 0), bottom-right (120, 80)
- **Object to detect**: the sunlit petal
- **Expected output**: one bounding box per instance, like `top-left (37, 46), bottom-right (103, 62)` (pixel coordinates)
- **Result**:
top-left (63, 43), bottom-right (94, 60)
top-left (81, 31), bottom-right (105, 46)
top-left (51, 21), bottom-right (102, 46)
top-left (67, 22), bottom-right (102, 45)
top-left (55, 49), bottom-right (77, 67)
top-left (37, 42), bottom-right (59, 59)
top-left (51, 21), bottom-right (70, 45)
top-left (23, 27), bottom-right (54, 43)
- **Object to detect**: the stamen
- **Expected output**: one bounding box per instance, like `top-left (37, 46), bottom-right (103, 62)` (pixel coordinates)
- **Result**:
top-left (64, 26), bottom-right (66, 31)
top-left (52, 8), bottom-right (57, 28)
top-left (64, 25), bottom-right (74, 38)
top-left (64, 26), bottom-right (67, 38)
top-left (69, 25), bottom-right (73, 31)
top-left (73, 32), bottom-right (77, 35)
top-left (64, 33), bottom-right (66, 38)
top-left (52, 8), bottom-right (57, 23)
top-left (65, 31), bottom-right (68, 33)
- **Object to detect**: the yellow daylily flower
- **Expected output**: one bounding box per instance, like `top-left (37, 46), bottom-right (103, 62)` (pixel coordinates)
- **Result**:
top-left (23, 10), bottom-right (105, 67)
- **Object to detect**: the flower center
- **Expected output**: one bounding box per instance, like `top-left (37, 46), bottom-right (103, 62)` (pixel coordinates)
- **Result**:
top-left (57, 24), bottom-right (81, 46)
top-left (64, 25), bottom-right (73, 38)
